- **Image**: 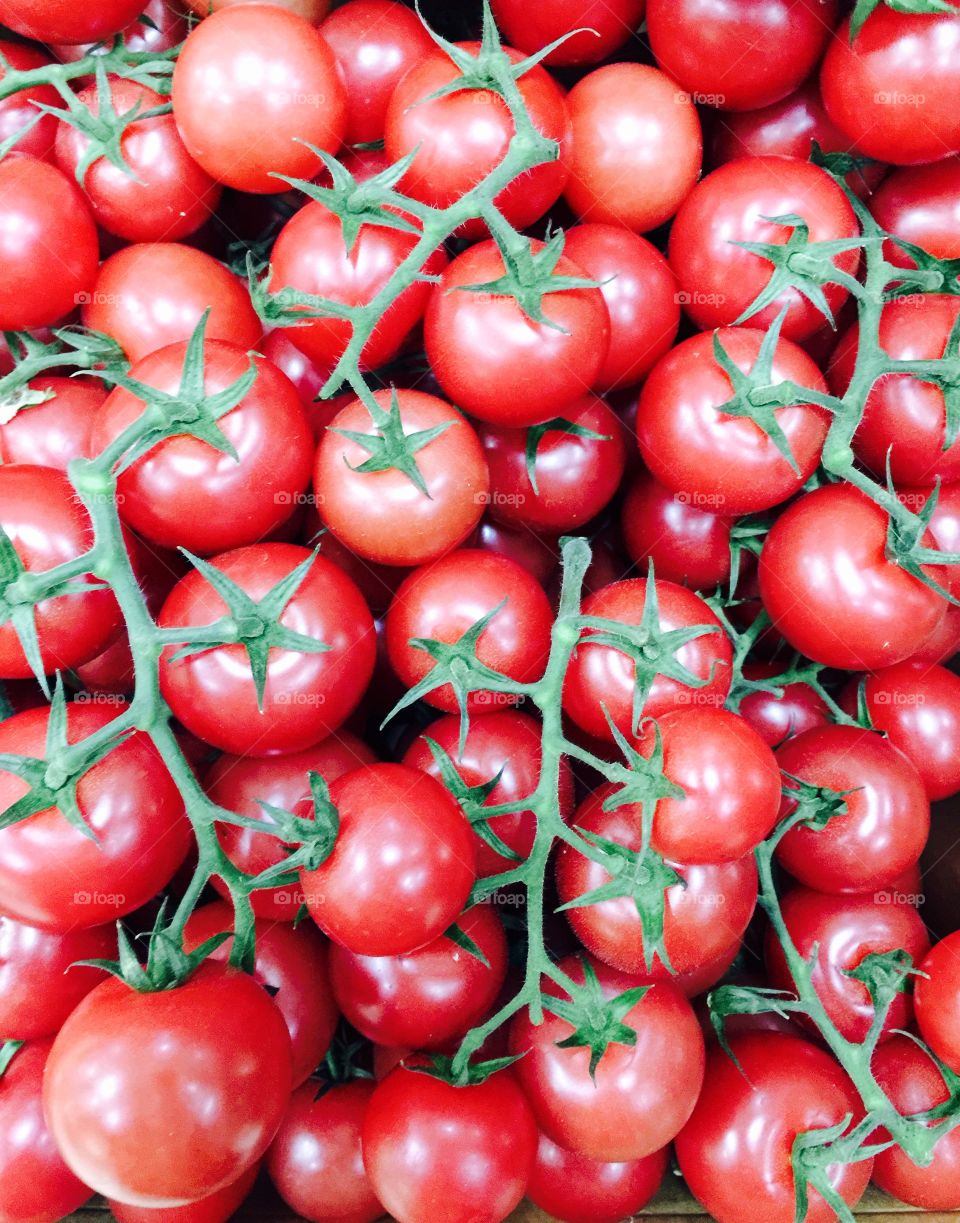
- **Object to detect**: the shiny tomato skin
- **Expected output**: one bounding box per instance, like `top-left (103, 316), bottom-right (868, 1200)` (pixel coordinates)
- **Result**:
top-left (362, 1065), bottom-right (537, 1223)
top-left (915, 931), bottom-right (960, 1074)
top-left (675, 1033), bottom-right (872, 1223)
top-left (0, 41), bottom-right (60, 160)
top-left (775, 725), bottom-right (930, 894)
top-left (386, 549), bottom-right (553, 714)
top-left (108, 1162), bottom-right (260, 1223)
top-left (0, 158), bottom-right (98, 331)
top-left (491, 0), bottom-right (644, 65)
top-left (0, 702), bottom-right (190, 931)
top-left (83, 244), bottom-right (262, 364)
top-left (620, 471), bottom-right (733, 591)
top-left (668, 156), bottom-right (858, 340)
top-left (870, 159), bottom-right (960, 267)
top-left (159, 543), bottom-right (375, 755)
top-left (0, 376), bottom-right (105, 471)
top-left (738, 662), bottom-right (830, 747)
top-left (424, 240), bottom-right (610, 427)
top-left (52, 0), bottom-right (187, 62)
top-left (172, 5), bottom-right (346, 193)
top-left (562, 577), bottom-right (732, 741)
top-left (527, 1133), bottom-right (667, 1223)
top-left (1, 0), bottom-right (145, 43)
top-left (268, 1079), bottom-right (381, 1223)
top-left (556, 786), bottom-right (758, 978)
top-left (205, 733), bottom-right (375, 920)
top-left (511, 956), bottom-right (705, 1161)
top-left (314, 390), bottom-right (488, 567)
top-left (44, 962), bottom-right (292, 1207)
top-left (303, 763), bottom-right (476, 957)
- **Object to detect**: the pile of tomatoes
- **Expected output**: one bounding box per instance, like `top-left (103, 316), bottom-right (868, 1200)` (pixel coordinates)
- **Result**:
top-left (3, 1), bottom-right (960, 1222)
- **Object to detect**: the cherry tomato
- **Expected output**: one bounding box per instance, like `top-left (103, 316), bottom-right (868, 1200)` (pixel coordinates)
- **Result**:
top-left (0, 41), bottom-right (60, 161)
top-left (52, 0), bottom-right (188, 63)
top-left (915, 931), bottom-right (960, 1075)
top-left (1, 0), bottom-right (146, 43)
top-left (108, 1162), bottom-right (260, 1223)
top-left (0, 376), bottom-right (105, 471)
top-left (620, 471), bottom-right (733, 591)
top-left (527, 1132), bottom-right (667, 1223)
top-left (491, 0), bottom-right (645, 65)
top-left (185, 0), bottom-right (331, 17)
top-left (737, 662), bottom-right (830, 747)
top-left (870, 158), bottom-right (960, 268)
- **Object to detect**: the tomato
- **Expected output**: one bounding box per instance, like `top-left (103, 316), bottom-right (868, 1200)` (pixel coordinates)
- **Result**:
top-left (915, 931), bottom-right (960, 1074)
top-left (0, 1039), bottom-right (91, 1223)
top-left (765, 888), bottom-right (930, 1043)
top-left (108, 1162), bottom-right (260, 1223)
top-left (0, 376), bottom-right (105, 471)
top-left (0, 702), bottom-right (190, 931)
top-left (185, 0), bottom-right (331, 17)
top-left (44, 962), bottom-right (291, 1206)
top-left (0, 915), bottom-right (115, 1040)
top-left (384, 43), bottom-right (569, 237)
top-left (52, 0), bottom-right (188, 63)
top-left (402, 708), bottom-right (574, 876)
top-left (637, 327), bottom-right (830, 514)
top-left (93, 340), bottom-right (312, 554)
top-left (0, 465), bottom-right (123, 680)
top-left (362, 1065), bottom-right (537, 1223)
top-left (56, 77), bottom-right (221, 244)
top-left (870, 158), bottom-right (960, 267)
top-left (0, 158), bottom-right (98, 331)
top-left (907, 602), bottom-right (960, 665)
top-left (527, 1133), bottom-right (666, 1223)
top-left (84, 244), bottom-right (261, 365)
top-left (872, 1035), bottom-right (960, 1210)
top-left (204, 732), bottom-right (375, 920)
top-left (511, 956), bottom-right (704, 1161)
top-left (330, 903), bottom-right (506, 1049)
top-left (775, 725), bottom-right (930, 894)
top-left (648, 0), bottom-right (837, 112)
top-left (562, 224), bottom-right (680, 391)
top-left (424, 239), bottom-right (610, 427)
top-left (314, 390), bottom-right (488, 567)
top-left (385, 549), bottom-right (553, 714)
top-left (675, 1033), bottom-right (873, 1223)
top-left (1, 0), bottom-right (145, 43)
top-left (478, 396), bottom-right (626, 532)
top-left (491, 0), bottom-right (644, 65)
top-left (0, 41), bottom-right (60, 161)
top-left (172, 5), bottom-right (346, 194)
top-left (319, 0), bottom-right (435, 144)
top-left (820, 8), bottom-right (960, 166)
top-left (556, 786), bottom-right (758, 978)
top-left (563, 64), bottom-right (701, 233)
top-left (620, 471), bottom-right (733, 591)
top-left (562, 577), bottom-right (732, 741)
top-left (303, 763), bottom-right (475, 956)
top-left (159, 543), bottom-right (375, 755)
top-left (268, 1080), bottom-right (381, 1223)
top-left (759, 483), bottom-right (948, 670)
top-left (738, 662), bottom-right (830, 747)
top-left (668, 157), bottom-right (859, 340)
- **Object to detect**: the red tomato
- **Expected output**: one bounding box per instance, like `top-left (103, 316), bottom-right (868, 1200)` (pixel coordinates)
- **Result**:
top-left (172, 5), bottom-right (346, 193)
top-left (159, 543), bottom-right (375, 755)
top-left (527, 1133), bottom-right (666, 1223)
top-left (563, 64), bottom-right (702, 233)
top-left (0, 376), bottom-right (105, 471)
top-left (738, 662), bottom-right (830, 747)
top-left (362, 1065), bottom-right (537, 1223)
top-left (759, 483), bottom-right (948, 671)
top-left (424, 240), bottom-right (610, 427)
top-left (915, 931), bottom-right (960, 1074)
top-left (44, 962), bottom-right (292, 1206)
top-left (108, 1162), bottom-right (260, 1223)
top-left (386, 549), bottom-right (553, 714)
top-left (472, 519), bottom-right (559, 589)
top-left (0, 158), bottom-right (98, 331)
top-left (52, 0), bottom-right (187, 62)
top-left (268, 1080), bottom-right (381, 1223)
top-left (775, 725), bottom-right (930, 894)
top-left (668, 157), bottom-right (859, 339)
top-left (562, 577), bottom-right (732, 741)
top-left (260, 330), bottom-right (336, 427)
top-left (675, 1033), bottom-right (873, 1223)
top-left (185, 0), bottom-right (331, 16)
top-left (302, 763), bottom-right (476, 956)
top-left (83, 244), bottom-right (261, 364)
top-left (870, 158), bottom-right (960, 267)
top-left (0, 41), bottom-right (60, 160)
top-left (511, 957), bottom-right (705, 1161)
top-left (491, 0), bottom-right (644, 64)
top-left (1, 0), bottom-right (145, 43)
top-left (314, 390), bottom-right (488, 567)
top-left (384, 43), bottom-right (569, 236)
top-left (620, 471), bottom-right (733, 591)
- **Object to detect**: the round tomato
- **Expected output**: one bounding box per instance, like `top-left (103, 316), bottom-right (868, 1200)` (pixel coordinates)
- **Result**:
top-left (0, 377), bottom-right (105, 471)
top-left (1, 0), bottom-right (145, 43)
top-left (737, 662), bottom-right (830, 747)
top-left (870, 158), bottom-right (960, 267)
top-left (0, 41), bottom-right (60, 161)
top-left (491, 0), bottom-right (644, 64)
top-left (620, 472), bottom-right (733, 591)
top-left (108, 1162), bottom-right (260, 1223)
top-left (915, 931), bottom-right (960, 1074)
top-left (527, 1133), bottom-right (667, 1223)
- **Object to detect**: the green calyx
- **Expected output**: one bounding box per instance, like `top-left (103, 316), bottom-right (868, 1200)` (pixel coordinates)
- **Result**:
top-left (779, 772), bottom-right (855, 835)
top-left (0, 328), bottom-right (127, 419)
top-left (415, 1051), bottom-right (524, 1088)
top-left (332, 387), bottom-right (453, 496)
top-left (423, 736), bottom-right (522, 864)
top-left (849, 0), bottom-right (956, 43)
top-left (708, 984), bottom-right (807, 1067)
top-left (249, 770), bottom-right (340, 884)
top-left (524, 416), bottom-right (610, 495)
top-left (543, 957), bottom-right (650, 1079)
top-left (0, 1041), bottom-right (24, 1079)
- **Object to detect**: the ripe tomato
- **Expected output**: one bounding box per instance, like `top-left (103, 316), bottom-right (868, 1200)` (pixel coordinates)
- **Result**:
top-left (1, 0), bottom-right (145, 43)
top-left (511, 957), bottom-right (705, 1161)
top-left (620, 472), bottom-right (733, 592)
top-left (491, 0), bottom-right (645, 65)
top-left (563, 64), bottom-right (702, 233)
top-left (915, 931), bottom-right (960, 1074)
top-left (172, 5), bottom-right (346, 193)
top-left (675, 1033), bottom-right (873, 1223)
top-left (527, 1133), bottom-right (666, 1223)
top-left (159, 543), bottom-right (375, 755)
top-left (384, 43), bottom-right (569, 236)
top-left (668, 157), bottom-right (858, 339)
top-left (386, 549), bottom-right (553, 714)
top-left (870, 159), bottom-right (960, 267)
top-left (52, 0), bottom-right (187, 62)
top-left (0, 376), bottom-right (105, 471)
top-left (330, 903), bottom-right (507, 1049)
top-left (562, 577), bottom-right (732, 741)
top-left (775, 725), bottom-right (930, 894)
top-left (556, 787), bottom-right (758, 978)
top-left (303, 763), bottom-right (476, 956)
top-left (185, 0), bottom-right (331, 16)
top-left (424, 240), bottom-right (610, 427)
top-left (738, 662), bottom-right (830, 747)
top-left (637, 327), bottom-right (830, 514)
top-left (0, 158), bottom-right (98, 331)
top-left (44, 962), bottom-right (292, 1206)
top-left (268, 1080), bottom-right (381, 1223)
top-left (314, 390), bottom-right (488, 567)
top-left (362, 1065), bottom-right (537, 1223)
top-left (0, 702), bottom-right (190, 931)
top-left (108, 1162), bottom-right (260, 1223)
top-left (759, 483), bottom-right (948, 670)
top-left (0, 41), bottom-right (60, 161)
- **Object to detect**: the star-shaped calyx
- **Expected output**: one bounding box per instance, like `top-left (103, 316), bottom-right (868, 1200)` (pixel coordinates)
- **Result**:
top-left (543, 958), bottom-right (651, 1079)
top-left (248, 770), bottom-right (340, 885)
top-left (422, 736), bottom-right (521, 864)
top-left (331, 388), bottom-right (454, 496)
